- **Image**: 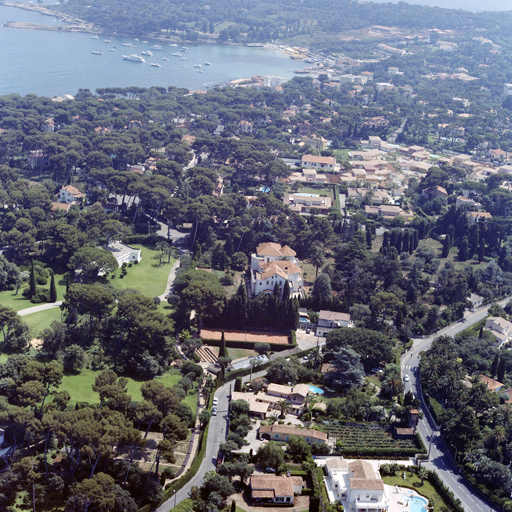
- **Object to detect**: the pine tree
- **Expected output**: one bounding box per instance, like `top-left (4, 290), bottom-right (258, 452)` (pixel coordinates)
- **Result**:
top-left (49, 271), bottom-right (57, 303)
top-left (442, 235), bottom-right (451, 258)
top-left (282, 281), bottom-right (291, 304)
top-left (381, 231), bottom-right (389, 253)
top-left (478, 240), bottom-right (486, 264)
top-left (29, 260), bottom-right (37, 297)
top-left (458, 237), bottom-right (469, 262)
top-left (219, 331), bottom-right (227, 358)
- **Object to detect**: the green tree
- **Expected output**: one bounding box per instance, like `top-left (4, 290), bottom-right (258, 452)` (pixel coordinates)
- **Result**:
top-left (49, 271), bottom-right (57, 302)
top-left (256, 442), bottom-right (285, 472)
top-left (29, 260), bottom-right (37, 297)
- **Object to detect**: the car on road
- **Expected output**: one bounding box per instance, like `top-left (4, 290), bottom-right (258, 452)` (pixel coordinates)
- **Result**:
top-left (371, 367), bottom-right (383, 373)
top-left (303, 355), bottom-right (309, 361)
top-left (264, 467), bottom-right (276, 473)
top-left (404, 374), bottom-right (409, 382)
top-left (212, 397), bottom-right (218, 406)
top-left (212, 407), bottom-right (217, 416)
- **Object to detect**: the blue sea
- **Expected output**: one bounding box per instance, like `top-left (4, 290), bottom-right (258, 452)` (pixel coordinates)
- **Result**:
top-left (0, 4), bottom-right (300, 97)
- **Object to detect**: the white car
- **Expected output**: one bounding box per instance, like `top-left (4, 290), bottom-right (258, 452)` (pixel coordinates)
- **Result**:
top-left (212, 407), bottom-right (217, 416)
top-left (212, 397), bottom-right (218, 406)
top-left (404, 374), bottom-right (410, 382)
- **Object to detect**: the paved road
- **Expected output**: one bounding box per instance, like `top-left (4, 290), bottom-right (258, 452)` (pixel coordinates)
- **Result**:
top-left (402, 298), bottom-right (510, 512)
top-left (17, 301), bottom-right (63, 317)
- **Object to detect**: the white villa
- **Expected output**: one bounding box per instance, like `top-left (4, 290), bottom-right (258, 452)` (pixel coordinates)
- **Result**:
top-left (324, 459), bottom-right (389, 512)
top-left (106, 241), bottom-right (142, 267)
top-left (484, 317), bottom-right (512, 346)
top-left (250, 243), bottom-right (303, 298)
top-left (59, 185), bottom-right (85, 205)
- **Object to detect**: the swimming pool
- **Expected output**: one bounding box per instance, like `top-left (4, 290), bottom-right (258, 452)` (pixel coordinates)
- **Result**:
top-left (309, 385), bottom-right (324, 394)
top-left (400, 493), bottom-right (428, 512)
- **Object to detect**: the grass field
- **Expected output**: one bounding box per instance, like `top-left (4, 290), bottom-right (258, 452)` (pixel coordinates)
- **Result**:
top-left (228, 347), bottom-right (257, 360)
top-left (383, 472), bottom-right (449, 511)
top-left (22, 307), bottom-right (62, 338)
top-left (104, 244), bottom-right (175, 298)
top-left (0, 271), bottom-right (68, 312)
top-left (60, 368), bottom-right (198, 411)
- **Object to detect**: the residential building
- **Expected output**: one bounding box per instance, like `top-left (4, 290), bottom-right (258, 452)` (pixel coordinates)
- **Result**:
top-left (303, 134), bottom-right (328, 151)
top-left (479, 374), bottom-right (504, 393)
top-left (284, 193), bottom-right (332, 215)
top-left (365, 205), bottom-right (404, 219)
top-left (503, 84), bottom-right (512, 96)
top-left (230, 392), bottom-right (269, 418)
top-left (266, 383), bottom-right (310, 403)
top-left (106, 241), bottom-right (142, 267)
top-left (323, 459), bottom-right (389, 512)
top-left (484, 317), bottom-right (512, 346)
top-left (264, 76), bottom-right (286, 88)
top-left (259, 424), bottom-right (328, 444)
top-left (59, 185), bottom-right (85, 205)
top-left (250, 475), bottom-right (304, 505)
top-left (317, 310), bottom-right (353, 337)
top-left (250, 243), bottom-right (303, 298)
top-left (289, 169), bottom-right (327, 183)
top-left (422, 186), bottom-right (448, 199)
top-left (467, 211), bottom-right (492, 224)
top-left (301, 154), bottom-right (336, 170)
top-left (456, 196), bottom-right (481, 209)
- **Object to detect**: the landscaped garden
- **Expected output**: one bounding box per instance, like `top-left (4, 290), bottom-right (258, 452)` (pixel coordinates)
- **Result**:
top-left (323, 421), bottom-right (424, 458)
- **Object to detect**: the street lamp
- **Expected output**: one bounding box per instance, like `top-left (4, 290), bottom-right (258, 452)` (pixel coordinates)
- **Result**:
top-left (451, 443), bottom-right (458, 465)
top-left (173, 489), bottom-right (177, 508)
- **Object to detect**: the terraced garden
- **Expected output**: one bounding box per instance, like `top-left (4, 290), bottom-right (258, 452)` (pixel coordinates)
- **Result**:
top-left (323, 421), bottom-right (424, 458)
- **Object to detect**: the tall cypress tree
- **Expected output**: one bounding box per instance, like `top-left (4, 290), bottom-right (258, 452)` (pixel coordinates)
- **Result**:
top-left (29, 260), bottom-right (37, 297)
top-left (491, 354), bottom-right (500, 378)
top-left (498, 358), bottom-right (507, 383)
top-left (49, 271), bottom-right (57, 303)
top-left (219, 331), bottom-right (227, 358)
top-left (366, 228), bottom-right (372, 249)
top-left (442, 235), bottom-right (451, 258)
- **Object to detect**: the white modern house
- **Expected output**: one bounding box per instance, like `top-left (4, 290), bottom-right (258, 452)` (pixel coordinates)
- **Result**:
top-left (316, 311), bottom-right (353, 337)
top-left (324, 459), bottom-right (389, 512)
top-left (106, 241), bottom-right (142, 266)
top-left (250, 243), bottom-right (303, 298)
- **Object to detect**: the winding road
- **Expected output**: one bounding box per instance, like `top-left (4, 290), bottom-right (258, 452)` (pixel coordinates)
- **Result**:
top-left (402, 298), bottom-right (511, 512)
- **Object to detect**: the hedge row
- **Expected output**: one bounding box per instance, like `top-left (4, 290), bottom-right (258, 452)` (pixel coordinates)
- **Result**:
top-left (339, 447), bottom-right (420, 458)
top-left (122, 234), bottom-right (167, 246)
top-left (225, 361), bottom-right (272, 381)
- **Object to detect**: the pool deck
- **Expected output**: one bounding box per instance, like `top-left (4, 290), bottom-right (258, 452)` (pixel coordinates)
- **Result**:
top-left (388, 485), bottom-right (428, 512)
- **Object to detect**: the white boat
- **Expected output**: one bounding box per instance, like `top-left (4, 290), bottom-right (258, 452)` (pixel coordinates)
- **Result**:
top-left (204, 62), bottom-right (211, 66)
top-left (91, 51), bottom-right (103, 55)
top-left (122, 43), bottom-right (132, 47)
top-left (169, 43), bottom-right (178, 47)
top-left (182, 66), bottom-right (187, 68)
top-left (122, 54), bottom-right (145, 63)
top-left (141, 51), bottom-right (153, 56)
top-left (104, 39), bottom-right (111, 43)
top-left (181, 46), bottom-right (188, 50)
top-left (150, 45), bottom-right (163, 50)
top-left (172, 52), bottom-right (182, 57)
top-left (194, 64), bottom-right (202, 68)
top-left (197, 70), bottom-right (203, 73)
top-left (134, 38), bottom-right (139, 41)
top-left (150, 63), bottom-right (161, 67)
top-left (91, 35), bottom-right (99, 39)
top-left (162, 57), bottom-right (169, 61)
top-left (142, 41), bottom-right (148, 44)
top-left (181, 57), bottom-right (187, 61)
top-left (110, 48), bottom-right (116, 52)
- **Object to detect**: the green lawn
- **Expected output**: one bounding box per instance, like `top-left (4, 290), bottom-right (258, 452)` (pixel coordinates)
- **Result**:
top-left (22, 307), bottom-right (62, 338)
top-left (60, 368), bottom-right (197, 411)
top-left (104, 244), bottom-right (175, 298)
top-left (0, 271), bottom-right (68, 312)
top-left (383, 472), bottom-right (449, 511)
top-left (228, 347), bottom-right (257, 360)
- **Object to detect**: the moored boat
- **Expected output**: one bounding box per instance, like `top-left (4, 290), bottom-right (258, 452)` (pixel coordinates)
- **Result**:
top-left (122, 54), bottom-right (145, 63)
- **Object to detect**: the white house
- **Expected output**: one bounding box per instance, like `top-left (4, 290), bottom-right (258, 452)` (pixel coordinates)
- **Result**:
top-left (250, 243), bottom-right (303, 298)
top-left (324, 459), bottom-right (389, 512)
top-left (484, 317), bottom-right (512, 346)
top-left (301, 154), bottom-right (336, 170)
top-left (316, 310), bottom-right (353, 337)
top-left (59, 185), bottom-right (85, 205)
top-left (106, 241), bottom-right (142, 267)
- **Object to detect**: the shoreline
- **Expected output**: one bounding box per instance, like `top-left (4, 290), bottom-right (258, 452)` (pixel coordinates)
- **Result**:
top-left (1, 2), bottom-right (308, 59)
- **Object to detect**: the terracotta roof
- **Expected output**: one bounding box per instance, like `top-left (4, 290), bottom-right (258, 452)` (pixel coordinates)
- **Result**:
top-left (326, 458), bottom-right (349, 471)
top-left (480, 374), bottom-right (504, 391)
top-left (348, 460), bottom-right (384, 490)
top-left (259, 424), bottom-right (328, 441)
top-left (261, 260), bottom-right (301, 275)
top-left (256, 242), bottom-right (296, 258)
top-left (468, 212), bottom-right (492, 218)
top-left (51, 202), bottom-right (71, 212)
top-left (62, 185), bottom-right (84, 197)
top-left (259, 266), bottom-right (289, 281)
top-left (250, 475), bottom-right (302, 497)
top-left (301, 154), bottom-right (336, 165)
top-left (349, 478), bottom-right (384, 490)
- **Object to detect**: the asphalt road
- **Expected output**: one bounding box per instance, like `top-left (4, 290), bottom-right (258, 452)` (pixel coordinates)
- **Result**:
top-left (402, 298), bottom-right (511, 512)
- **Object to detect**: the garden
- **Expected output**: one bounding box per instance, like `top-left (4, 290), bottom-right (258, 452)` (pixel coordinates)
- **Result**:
top-left (323, 421), bottom-right (424, 458)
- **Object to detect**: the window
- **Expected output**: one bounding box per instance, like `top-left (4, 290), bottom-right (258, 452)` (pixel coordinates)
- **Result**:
top-left (275, 434), bottom-right (279, 439)
top-left (286, 498), bottom-right (290, 502)
top-left (306, 438), bottom-right (310, 442)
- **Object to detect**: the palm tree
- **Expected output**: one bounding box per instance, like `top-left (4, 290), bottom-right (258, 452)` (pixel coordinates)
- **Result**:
top-left (490, 426), bottom-right (507, 448)
top-left (381, 376), bottom-right (403, 398)
top-left (417, 466), bottom-right (428, 485)
top-left (309, 245), bottom-right (326, 278)
top-left (275, 399), bottom-right (293, 419)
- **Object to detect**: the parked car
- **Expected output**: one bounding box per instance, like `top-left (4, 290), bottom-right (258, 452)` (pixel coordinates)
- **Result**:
top-left (264, 467), bottom-right (276, 473)
top-left (212, 397), bottom-right (218, 406)
top-left (404, 374), bottom-right (409, 382)
top-left (371, 367), bottom-right (383, 374)
top-left (212, 407), bottom-right (217, 416)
